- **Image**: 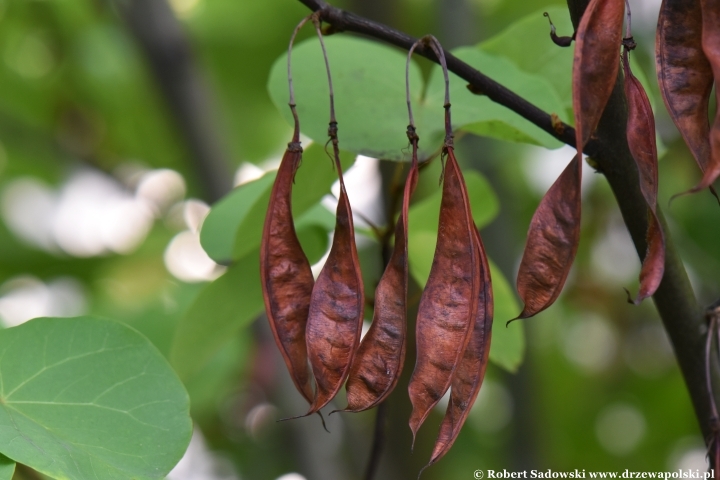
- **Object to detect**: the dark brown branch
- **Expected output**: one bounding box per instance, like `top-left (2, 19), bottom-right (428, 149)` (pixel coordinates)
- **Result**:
top-left (296, 0), bottom-right (601, 157)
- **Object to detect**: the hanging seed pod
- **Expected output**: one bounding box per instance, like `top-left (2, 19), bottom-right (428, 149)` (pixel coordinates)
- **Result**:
top-left (622, 45), bottom-right (665, 303)
top-left (407, 37), bottom-right (481, 444)
top-left (656, 0), bottom-right (718, 200)
top-left (337, 126), bottom-right (419, 413)
top-left (686, 0), bottom-right (720, 194)
top-left (304, 19), bottom-right (365, 415)
top-left (423, 227), bottom-right (493, 470)
top-left (515, 0), bottom-right (623, 319)
top-left (260, 16), bottom-right (316, 405)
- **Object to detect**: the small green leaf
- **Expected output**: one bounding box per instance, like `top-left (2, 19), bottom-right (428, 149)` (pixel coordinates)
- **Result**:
top-left (488, 260), bottom-right (525, 372)
top-left (408, 170), bottom-right (500, 232)
top-left (0, 316), bottom-right (191, 480)
top-left (221, 145), bottom-right (352, 262)
top-left (200, 171), bottom-right (276, 264)
top-left (0, 454), bottom-right (14, 480)
top-left (170, 251), bottom-right (264, 381)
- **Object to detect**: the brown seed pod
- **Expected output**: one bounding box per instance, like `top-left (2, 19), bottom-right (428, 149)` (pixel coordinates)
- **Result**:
top-left (656, 0), bottom-right (716, 196)
top-left (304, 130), bottom-right (364, 415)
top-left (515, 155), bottom-right (582, 319)
top-left (572, 0), bottom-right (625, 149)
top-left (423, 226), bottom-right (493, 469)
top-left (686, 0), bottom-right (720, 193)
top-left (407, 145), bottom-right (479, 442)
top-left (337, 127), bottom-right (419, 413)
top-left (260, 125), bottom-right (315, 404)
top-left (622, 48), bottom-right (665, 303)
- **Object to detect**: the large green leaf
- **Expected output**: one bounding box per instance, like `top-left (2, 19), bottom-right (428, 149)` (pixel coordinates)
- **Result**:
top-left (407, 229), bottom-right (525, 372)
top-left (267, 36), bottom-right (567, 161)
top-left (170, 251), bottom-right (264, 381)
top-left (0, 317), bottom-right (191, 480)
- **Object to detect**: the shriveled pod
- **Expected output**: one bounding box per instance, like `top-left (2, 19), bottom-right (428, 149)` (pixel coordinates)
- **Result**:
top-left (305, 126), bottom-right (365, 415)
top-left (302, 19), bottom-right (365, 415)
top-left (622, 47), bottom-right (665, 303)
top-left (515, 0), bottom-right (623, 319)
top-left (423, 226), bottom-right (493, 470)
top-left (260, 16), bottom-right (316, 405)
top-left (656, 0), bottom-right (717, 200)
top-left (407, 144), bottom-right (478, 442)
top-left (688, 0), bottom-right (720, 194)
top-left (406, 37), bottom-right (480, 442)
top-left (337, 127), bottom-right (419, 413)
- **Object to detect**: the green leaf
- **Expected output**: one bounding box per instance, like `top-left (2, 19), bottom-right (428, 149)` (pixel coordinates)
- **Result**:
top-left (480, 6), bottom-right (575, 110)
top-left (296, 224), bottom-right (329, 265)
top-left (0, 316), bottom-right (191, 480)
top-left (200, 171), bottom-right (276, 264)
top-left (408, 170), bottom-right (500, 232)
top-left (408, 225), bottom-right (525, 372)
top-left (170, 251), bottom-right (264, 381)
top-left (424, 47), bottom-right (567, 149)
top-left (268, 36), bottom-right (566, 161)
top-left (0, 455), bottom-right (14, 480)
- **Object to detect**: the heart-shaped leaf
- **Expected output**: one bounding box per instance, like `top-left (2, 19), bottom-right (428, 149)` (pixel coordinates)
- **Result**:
top-left (267, 36), bottom-right (567, 160)
top-left (0, 316), bottom-right (191, 480)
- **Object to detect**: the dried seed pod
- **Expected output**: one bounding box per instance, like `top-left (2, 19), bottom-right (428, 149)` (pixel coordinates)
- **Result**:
top-left (338, 127), bottom-right (420, 413)
top-left (656, 0), bottom-right (715, 188)
top-left (572, 0), bottom-right (625, 149)
top-left (622, 49), bottom-right (665, 303)
top-left (304, 123), bottom-right (365, 415)
top-left (260, 127), bottom-right (315, 404)
top-left (424, 227), bottom-right (493, 469)
top-left (407, 146), bottom-right (479, 441)
top-left (544, 12), bottom-right (575, 47)
top-left (687, 0), bottom-right (720, 193)
top-left (515, 0), bottom-right (622, 319)
top-left (515, 155), bottom-right (582, 319)
top-left (261, 15), bottom-right (317, 405)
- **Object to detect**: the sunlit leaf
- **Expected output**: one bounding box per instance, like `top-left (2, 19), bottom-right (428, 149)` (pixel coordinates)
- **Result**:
top-left (0, 316), bottom-right (191, 480)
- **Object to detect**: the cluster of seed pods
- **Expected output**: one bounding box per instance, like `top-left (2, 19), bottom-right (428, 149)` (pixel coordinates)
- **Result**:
top-left (262, 0), bottom-right (720, 471)
top-left (260, 18), bottom-right (493, 470)
top-left (518, 0), bottom-right (667, 322)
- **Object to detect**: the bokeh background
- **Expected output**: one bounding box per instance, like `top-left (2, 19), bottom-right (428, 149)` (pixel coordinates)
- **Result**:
top-left (1, 0), bottom-right (719, 478)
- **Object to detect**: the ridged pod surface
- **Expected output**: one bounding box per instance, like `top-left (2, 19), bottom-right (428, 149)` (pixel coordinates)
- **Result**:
top-left (305, 133), bottom-right (365, 415)
top-left (339, 130), bottom-right (420, 413)
top-left (260, 134), bottom-right (315, 404)
top-left (424, 227), bottom-right (493, 469)
top-left (622, 49), bottom-right (665, 303)
top-left (407, 146), bottom-right (479, 442)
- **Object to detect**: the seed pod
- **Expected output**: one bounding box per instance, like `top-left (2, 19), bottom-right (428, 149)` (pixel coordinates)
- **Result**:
top-left (407, 146), bottom-right (479, 442)
top-left (304, 124), bottom-right (365, 415)
top-left (544, 12), bottom-right (575, 48)
top-left (688, 0), bottom-right (720, 193)
top-left (260, 119), bottom-right (315, 404)
top-left (622, 49), bottom-right (665, 303)
top-left (572, 0), bottom-right (625, 149)
top-left (338, 127), bottom-right (419, 413)
top-left (423, 227), bottom-right (493, 469)
top-left (515, 155), bottom-right (582, 319)
top-left (656, 0), bottom-right (716, 190)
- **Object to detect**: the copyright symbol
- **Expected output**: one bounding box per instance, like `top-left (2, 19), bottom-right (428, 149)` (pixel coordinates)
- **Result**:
top-left (474, 470), bottom-right (484, 479)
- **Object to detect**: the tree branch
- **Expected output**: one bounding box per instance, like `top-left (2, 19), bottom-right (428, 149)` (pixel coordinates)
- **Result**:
top-left (295, 0), bottom-right (718, 449)
top-left (298, 0), bottom-right (601, 156)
